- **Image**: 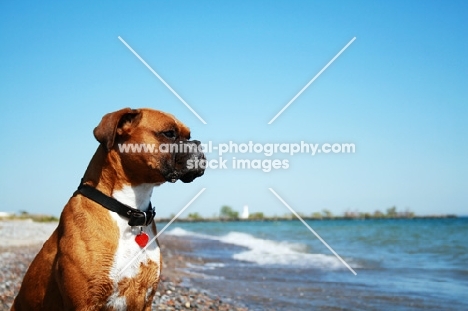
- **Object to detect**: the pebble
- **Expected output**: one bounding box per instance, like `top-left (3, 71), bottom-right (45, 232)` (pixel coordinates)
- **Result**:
top-left (152, 279), bottom-right (247, 311)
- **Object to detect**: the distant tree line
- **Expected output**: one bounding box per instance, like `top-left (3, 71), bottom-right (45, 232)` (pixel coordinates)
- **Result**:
top-left (174, 205), bottom-right (454, 222)
top-left (0, 210), bottom-right (59, 222)
top-left (216, 205), bottom-right (417, 220)
top-left (342, 206), bottom-right (415, 219)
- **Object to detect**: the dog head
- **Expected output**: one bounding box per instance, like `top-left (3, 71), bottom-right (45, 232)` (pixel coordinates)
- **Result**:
top-left (93, 108), bottom-right (205, 184)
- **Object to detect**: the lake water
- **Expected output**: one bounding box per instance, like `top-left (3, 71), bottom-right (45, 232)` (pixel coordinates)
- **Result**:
top-left (165, 218), bottom-right (468, 310)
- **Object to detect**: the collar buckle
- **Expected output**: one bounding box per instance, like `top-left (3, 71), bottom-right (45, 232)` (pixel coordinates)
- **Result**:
top-left (127, 205), bottom-right (155, 227)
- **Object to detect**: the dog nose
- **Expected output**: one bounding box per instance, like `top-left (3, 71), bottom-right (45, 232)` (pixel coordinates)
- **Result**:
top-left (168, 139), bottom-right (205, 183)
top-left (186, 140), bottom-right (205, 169)
top-left (190, 140), bottom-right (204, 158)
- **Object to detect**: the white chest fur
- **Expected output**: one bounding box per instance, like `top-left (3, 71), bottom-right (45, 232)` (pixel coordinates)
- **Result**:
top-left (106, 184), bottom-right (161, 309)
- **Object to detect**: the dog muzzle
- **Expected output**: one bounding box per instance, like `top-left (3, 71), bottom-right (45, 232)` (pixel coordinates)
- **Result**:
top-left (165, 140), bottom-right (206, 183)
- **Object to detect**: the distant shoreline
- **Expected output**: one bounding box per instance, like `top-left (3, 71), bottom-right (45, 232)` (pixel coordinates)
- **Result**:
top-left (1, 213), bottom-right (460, 224)
top-left (157, 214), bottom-right (459, 223)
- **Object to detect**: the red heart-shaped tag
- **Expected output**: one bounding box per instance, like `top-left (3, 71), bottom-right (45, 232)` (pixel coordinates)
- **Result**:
top-left (135, 232), bottom-right (149, 248)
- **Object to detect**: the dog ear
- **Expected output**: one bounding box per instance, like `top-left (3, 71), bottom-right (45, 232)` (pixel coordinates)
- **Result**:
top-left (93, 108), bottom-right (141, 151)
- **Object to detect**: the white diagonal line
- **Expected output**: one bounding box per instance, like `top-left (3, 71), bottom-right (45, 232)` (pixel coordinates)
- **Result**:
top-left (119, 188), bottom-right (206, 276)
top-left (268, 37), bottom-right (356, 124)
top-left (118, 36), bottom-right (207, 125)
top-left (269, 188), bottom-right (357, 275)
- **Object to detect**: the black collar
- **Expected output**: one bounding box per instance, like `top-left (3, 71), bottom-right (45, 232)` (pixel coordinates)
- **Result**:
top-left (76, 181), bottom-right (156, 227)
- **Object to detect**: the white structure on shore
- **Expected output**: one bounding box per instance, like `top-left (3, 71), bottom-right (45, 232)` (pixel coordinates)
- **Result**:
top-left (241, 205), bottom-right (249, 219)
top-left (0, 211), bottom-right (11, 218)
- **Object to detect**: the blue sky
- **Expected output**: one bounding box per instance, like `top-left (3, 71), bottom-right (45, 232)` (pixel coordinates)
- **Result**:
top-left (1, 0), bottom-right (467, 218)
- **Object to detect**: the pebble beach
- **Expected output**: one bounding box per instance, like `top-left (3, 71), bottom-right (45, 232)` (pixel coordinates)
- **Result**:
top-left (0, 220), bottom-right (248, 311)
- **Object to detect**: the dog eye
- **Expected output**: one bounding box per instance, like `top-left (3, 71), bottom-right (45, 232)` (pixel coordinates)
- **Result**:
top-left (162, 130), bottom-right (176, 139)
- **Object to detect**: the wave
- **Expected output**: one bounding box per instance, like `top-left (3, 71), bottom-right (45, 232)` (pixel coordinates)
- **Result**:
top-left (183, 263), bottom-right (226, 280)
top-left (167, 227), bottom-right (354, 269)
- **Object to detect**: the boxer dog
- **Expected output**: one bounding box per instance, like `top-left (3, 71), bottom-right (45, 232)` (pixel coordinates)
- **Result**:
top-left (11, 108), bottom-right (205, 311)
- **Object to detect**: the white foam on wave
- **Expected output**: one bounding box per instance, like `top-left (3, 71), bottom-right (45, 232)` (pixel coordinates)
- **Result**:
top-left (166, 227), bottom-right (216, 241)
top-left (166, 227), bottom-right (186, 236)
top-left (183, 263), bottom-right (225, 279)
top-left (167, 227), bottom-right (350, 269)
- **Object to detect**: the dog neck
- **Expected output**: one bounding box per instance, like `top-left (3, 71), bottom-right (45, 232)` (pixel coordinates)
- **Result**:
top-left (112, 183), bottom-right (155, 211)
top-left (82, 145), bottom-right (161, 210)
